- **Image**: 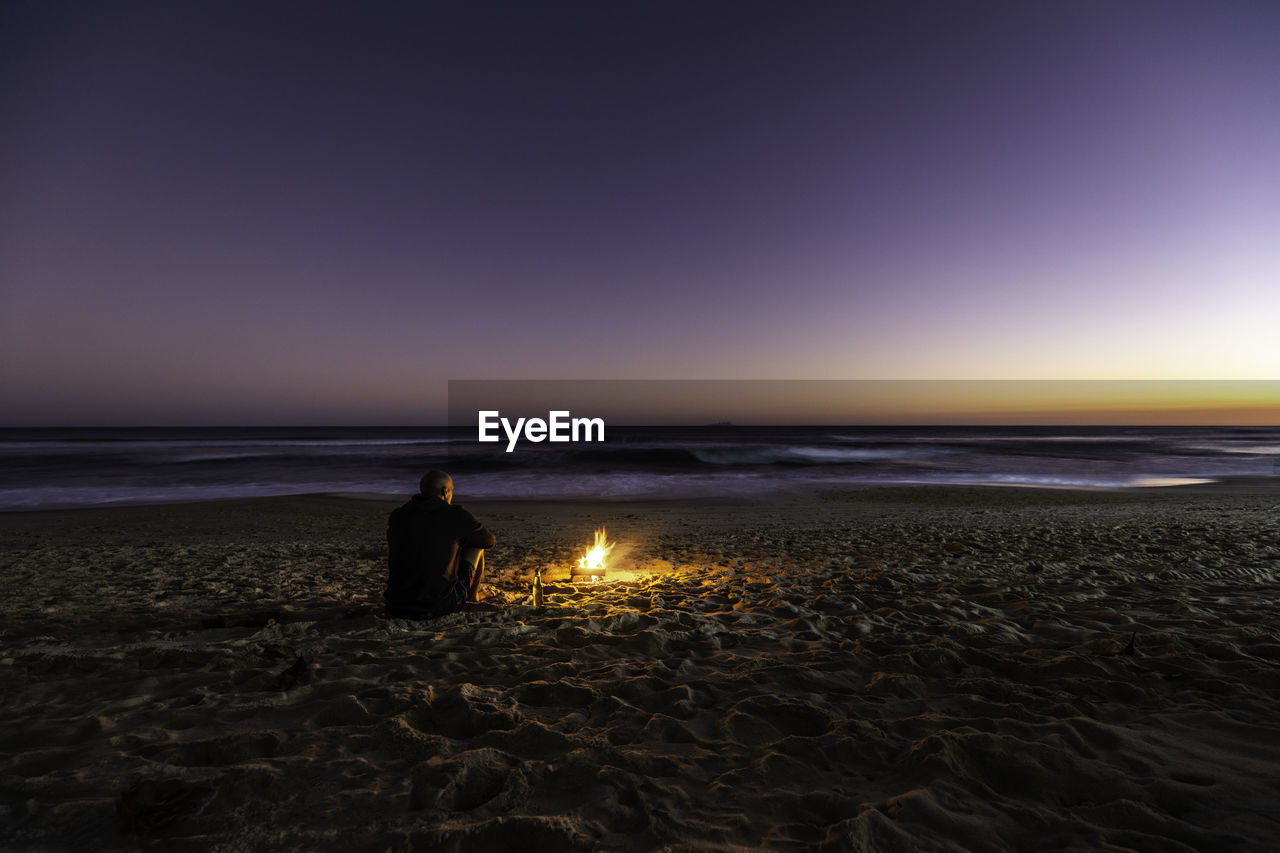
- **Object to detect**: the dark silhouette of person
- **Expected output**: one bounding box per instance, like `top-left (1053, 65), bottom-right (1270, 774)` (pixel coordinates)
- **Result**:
top-left (385, 470), bottom-right (496, 618)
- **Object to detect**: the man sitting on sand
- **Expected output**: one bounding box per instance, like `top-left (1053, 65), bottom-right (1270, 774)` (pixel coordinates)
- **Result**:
top-left (385, 470), bottom-right (498, 618)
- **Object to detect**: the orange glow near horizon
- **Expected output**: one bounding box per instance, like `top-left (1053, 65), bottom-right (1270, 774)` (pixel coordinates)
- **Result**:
top-left (449, 380), bottom-right (1279, 426)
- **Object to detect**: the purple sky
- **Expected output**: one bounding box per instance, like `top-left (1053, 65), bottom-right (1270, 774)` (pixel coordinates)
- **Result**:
top-left (2, 1), bottom-right (1277, 425)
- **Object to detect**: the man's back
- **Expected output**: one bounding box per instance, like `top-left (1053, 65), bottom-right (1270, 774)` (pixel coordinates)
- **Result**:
top-left (385, 495), bottom-right (495, 618)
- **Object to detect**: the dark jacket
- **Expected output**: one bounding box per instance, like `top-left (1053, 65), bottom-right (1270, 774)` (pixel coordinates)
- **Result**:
top-left (385, 495), bottom-right (495, 618)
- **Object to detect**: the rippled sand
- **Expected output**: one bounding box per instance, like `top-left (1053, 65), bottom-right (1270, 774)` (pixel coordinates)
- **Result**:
top-left (2, 486), bottom-right (1279, 851)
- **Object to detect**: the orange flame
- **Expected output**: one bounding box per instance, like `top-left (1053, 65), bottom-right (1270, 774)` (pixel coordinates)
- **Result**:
top-left (577, 526), bottom-right (614, 573)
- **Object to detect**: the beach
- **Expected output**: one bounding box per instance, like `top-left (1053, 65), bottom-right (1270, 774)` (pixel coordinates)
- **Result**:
top-left (2, 485), bottom-right (1279, 851)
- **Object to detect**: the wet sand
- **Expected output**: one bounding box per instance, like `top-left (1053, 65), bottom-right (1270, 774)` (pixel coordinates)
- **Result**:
top-left (2, 485), bottom-right (1279, 851)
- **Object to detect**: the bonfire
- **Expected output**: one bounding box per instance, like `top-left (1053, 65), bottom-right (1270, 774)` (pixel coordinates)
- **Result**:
top-left (571, 526), bottom-right (614, 581)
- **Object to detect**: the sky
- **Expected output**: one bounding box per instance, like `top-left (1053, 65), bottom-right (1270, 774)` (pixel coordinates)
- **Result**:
top-left (2, 1), bottom-right (1278, 426)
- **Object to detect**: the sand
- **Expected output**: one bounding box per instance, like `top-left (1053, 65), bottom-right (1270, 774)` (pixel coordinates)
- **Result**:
top-left (2, 485), bottom-right (1279, 851)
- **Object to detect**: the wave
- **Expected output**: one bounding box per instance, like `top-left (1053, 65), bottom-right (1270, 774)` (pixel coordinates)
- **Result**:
top-left (0, 438), bottom-right (451, 454)
top-left (691, 445), bottom-right (916, 465)
top-left (0, 479), bottom-right (409, 511)
top-left (568, 447), bottom-right (704, 466)
top-left (2, 425), bottom-right (1274, 510)
top-left (1182, 443), bottom-right (1280, 456)
top-left (446, 444), bottom-right (926, 469)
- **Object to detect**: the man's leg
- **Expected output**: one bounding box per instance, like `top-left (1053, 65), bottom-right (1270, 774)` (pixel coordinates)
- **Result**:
top-left (458, 547), bottom-right (485, 602)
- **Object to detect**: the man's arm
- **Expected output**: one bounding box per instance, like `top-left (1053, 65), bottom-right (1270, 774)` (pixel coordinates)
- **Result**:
top-left (455, 506), bottom-right (496, 549)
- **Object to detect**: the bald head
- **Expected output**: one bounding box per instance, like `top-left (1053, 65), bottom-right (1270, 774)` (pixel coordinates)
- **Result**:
top-left (419, 470), bottom-right (453, 503)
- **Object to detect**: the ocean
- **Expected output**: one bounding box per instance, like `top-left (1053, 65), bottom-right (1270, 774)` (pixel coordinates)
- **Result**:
top-left (1, 425), bottom-right (1276, 511)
